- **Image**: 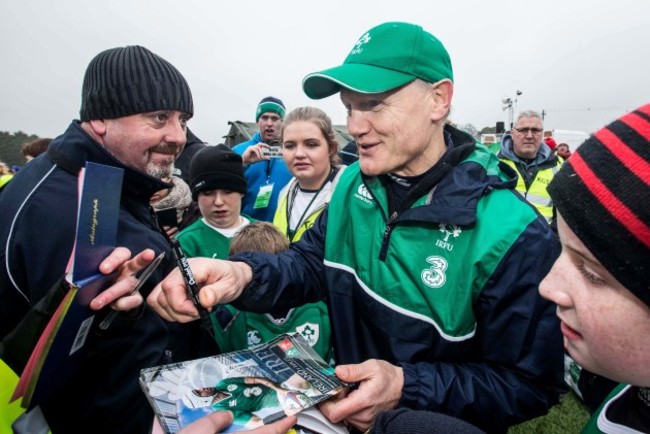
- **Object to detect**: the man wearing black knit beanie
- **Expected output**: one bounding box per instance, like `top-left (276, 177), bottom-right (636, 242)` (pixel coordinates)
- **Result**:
top-left (0, 45), bottom-right (202, 433)
top-left (231, 96), bottom-right (293, 222)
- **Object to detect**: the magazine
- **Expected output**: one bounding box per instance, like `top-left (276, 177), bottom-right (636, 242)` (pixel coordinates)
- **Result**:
top-left (140, 333), bottom-right (349, 434)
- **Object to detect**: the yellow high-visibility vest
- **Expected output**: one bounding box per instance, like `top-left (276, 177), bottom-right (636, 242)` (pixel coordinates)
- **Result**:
top-left (273, 189), bottom-right (325, 242)
top-left (0, 360), bottom-right (25, 433)
top-left (273, 168), bottom-right (345, 242)
top-left (501, 158), bottom-right (562, 222)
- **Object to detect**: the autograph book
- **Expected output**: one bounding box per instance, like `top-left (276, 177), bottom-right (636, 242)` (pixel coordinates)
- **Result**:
top-left (140, 333), bottom-right (349, 434)
top-left (12, 162), bottom-right (124, 409)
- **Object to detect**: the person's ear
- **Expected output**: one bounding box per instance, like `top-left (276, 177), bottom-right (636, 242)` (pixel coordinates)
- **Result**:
top-left (430, 80), bottom-right (453, 122)
top-left (88, 119), bottom-right (108, 136)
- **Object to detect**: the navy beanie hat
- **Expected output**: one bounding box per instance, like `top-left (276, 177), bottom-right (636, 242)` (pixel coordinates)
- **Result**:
top-left (80, 45), bottom-right (193, 121)
top-left (189, 147), bottom-right (247, 201)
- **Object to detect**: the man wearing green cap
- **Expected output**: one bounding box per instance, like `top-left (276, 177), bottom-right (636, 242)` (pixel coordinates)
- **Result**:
top-left (151, 22), bottom-right (565, 433)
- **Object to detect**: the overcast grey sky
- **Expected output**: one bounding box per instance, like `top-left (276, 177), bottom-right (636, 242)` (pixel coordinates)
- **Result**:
top-left (1, 0), bottom-right (648, 145)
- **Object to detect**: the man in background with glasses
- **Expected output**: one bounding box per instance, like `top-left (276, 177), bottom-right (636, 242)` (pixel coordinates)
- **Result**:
top-left (498, 110), bottom-right (563, 228)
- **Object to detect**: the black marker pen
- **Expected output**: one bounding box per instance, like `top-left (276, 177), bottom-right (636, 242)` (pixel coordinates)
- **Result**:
top-left (168, 237), bottom-right (215, 338)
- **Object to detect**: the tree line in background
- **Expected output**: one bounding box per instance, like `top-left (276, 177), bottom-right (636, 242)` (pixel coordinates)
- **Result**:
top-left (0, 123), bottom-right (498, 170)
top-left (0, 131), bottom-right (40, 168)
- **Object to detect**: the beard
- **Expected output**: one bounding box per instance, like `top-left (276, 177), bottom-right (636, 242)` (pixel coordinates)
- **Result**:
top-left (147, 161), bottom-right (174, 180)
top-left (147, 142), bottom-right (182, 179)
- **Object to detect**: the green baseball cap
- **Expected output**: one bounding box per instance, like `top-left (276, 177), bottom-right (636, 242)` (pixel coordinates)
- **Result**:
top-left (302, 22), bottom-right (453, 100)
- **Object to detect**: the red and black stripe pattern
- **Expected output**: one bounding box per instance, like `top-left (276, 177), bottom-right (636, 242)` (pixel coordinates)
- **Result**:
top-left (548, 104), bottom-right (650, 306)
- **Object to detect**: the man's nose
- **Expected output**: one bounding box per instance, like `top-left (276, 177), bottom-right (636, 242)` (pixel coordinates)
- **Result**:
top-left (165, 118), bottom-right (187, 146)
top-left (347, 110), bottom-right (369, 138)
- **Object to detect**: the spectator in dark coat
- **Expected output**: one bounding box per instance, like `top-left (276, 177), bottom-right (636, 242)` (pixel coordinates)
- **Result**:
top-left (0, 45), bottom-right (201, 433)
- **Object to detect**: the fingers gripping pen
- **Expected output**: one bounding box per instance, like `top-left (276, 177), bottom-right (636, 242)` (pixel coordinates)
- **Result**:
top-left (168, 237), bottom-right (215, 338)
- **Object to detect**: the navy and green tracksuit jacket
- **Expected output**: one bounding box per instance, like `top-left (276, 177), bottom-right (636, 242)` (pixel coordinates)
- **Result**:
top-left (231, 126), bottom-right (566, 433)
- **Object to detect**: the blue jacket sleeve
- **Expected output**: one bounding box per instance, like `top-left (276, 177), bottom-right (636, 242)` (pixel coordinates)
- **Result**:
top-left (231, 207), bottom-right (330, 312)
top-left (399, 217), bottom-right (566, 432)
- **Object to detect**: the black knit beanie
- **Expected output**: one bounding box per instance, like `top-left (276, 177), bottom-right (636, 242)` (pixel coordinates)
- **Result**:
top-left (255, 96), bottom-right (286, 122)
top-left (548, 104), bottom-right (650, 306)
top-left (189, 147), bottom-right (247, 201)
top-left (79, 45), bottom-right (193, 121)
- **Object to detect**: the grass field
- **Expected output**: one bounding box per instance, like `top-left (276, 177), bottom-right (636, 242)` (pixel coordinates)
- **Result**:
top-left (508, 390), bottom-right (590, 434)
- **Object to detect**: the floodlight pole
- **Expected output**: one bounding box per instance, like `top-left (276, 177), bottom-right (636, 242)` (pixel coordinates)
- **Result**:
top-left (514, 90), bottom-right (523, 121)
top-left (503, 90), bottom-right (523, 130)
top-left (502, 97), bottom-right (513, 130)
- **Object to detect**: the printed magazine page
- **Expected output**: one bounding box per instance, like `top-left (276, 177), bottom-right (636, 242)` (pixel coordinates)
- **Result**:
top-left (140, 333), bottom-right (349, 434)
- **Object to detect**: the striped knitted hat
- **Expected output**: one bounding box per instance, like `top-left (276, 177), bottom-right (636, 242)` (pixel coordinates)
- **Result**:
top-left (255, 96), bottom-right (286, 122)
top-left (548, 104), bottom-right (650, 306)
top-left (80, 45), bottom-right (193, 121)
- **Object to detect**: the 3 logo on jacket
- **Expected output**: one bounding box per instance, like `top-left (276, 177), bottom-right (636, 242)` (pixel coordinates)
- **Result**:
top-left (421, 255), bottom-right (448, 288)
top-left (436, 223), bottom-right (461, 251)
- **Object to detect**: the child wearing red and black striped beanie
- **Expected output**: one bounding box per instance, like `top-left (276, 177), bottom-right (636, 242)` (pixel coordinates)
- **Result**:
top-left (542, 104), bottom-right (649, 433)
top-left (547, 104), bottom-right (650, 305)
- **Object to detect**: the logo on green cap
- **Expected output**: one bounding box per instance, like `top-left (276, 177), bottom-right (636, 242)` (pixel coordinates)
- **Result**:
top-left (350, 32), bottom-right (372, 56)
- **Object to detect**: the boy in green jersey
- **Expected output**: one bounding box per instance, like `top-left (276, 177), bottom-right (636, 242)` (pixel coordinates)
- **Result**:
top-left (176, 147), bottom-right (253, 260)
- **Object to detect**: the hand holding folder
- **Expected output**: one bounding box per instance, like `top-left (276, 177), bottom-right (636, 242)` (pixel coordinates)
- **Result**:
top-left (12, 162), bottom-right (124, 409)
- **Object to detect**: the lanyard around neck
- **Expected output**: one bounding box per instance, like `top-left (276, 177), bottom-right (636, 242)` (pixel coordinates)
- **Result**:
top-left (285, 168), bottom-right (337, 241)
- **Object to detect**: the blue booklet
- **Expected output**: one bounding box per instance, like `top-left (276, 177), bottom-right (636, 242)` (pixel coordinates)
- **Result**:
top-left (13, 162), bottom-right (124, 409)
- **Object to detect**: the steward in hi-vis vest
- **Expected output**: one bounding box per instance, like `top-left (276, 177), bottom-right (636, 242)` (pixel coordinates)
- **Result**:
top-left (500, 156), bottom-right (562, 222)
top-left (498, 110), bottom-right (563, 227)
